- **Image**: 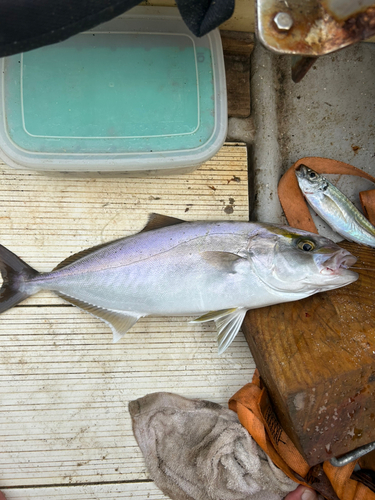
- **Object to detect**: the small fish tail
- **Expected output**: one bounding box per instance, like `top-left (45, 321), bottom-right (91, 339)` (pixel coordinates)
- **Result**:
top-left (0, 245), bottom-right (39, 314)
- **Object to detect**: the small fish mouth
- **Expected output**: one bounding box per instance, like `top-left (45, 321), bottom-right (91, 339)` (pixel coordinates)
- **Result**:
top-left (295, 164), bottom-right (309, 178)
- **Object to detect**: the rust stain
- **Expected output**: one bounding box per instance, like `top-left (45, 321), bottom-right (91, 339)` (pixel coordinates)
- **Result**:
top-left (261, 1), bottom-right (375, 57)
top-left (323, 0), bottom-right (375, 22)
top-left (351, 145), bottom-right (361, 154)
top-left (224, 197), bottom-right (236, 214)
top-left (227, 176), bottom-right (241, 184)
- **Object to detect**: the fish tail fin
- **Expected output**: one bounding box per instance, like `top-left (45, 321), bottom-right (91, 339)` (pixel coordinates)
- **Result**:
top-left (0, 245), bottom-right (39, 313)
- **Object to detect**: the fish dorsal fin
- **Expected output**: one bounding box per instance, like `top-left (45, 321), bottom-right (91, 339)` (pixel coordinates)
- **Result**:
top-left (53, 240), bottom-right (122, 272)
top-left (141, 213), bottom-right (185, 233)
top-left (57, 292), bottom-right (142, 342)
top-left (191, 308), bottom-right (247, 354)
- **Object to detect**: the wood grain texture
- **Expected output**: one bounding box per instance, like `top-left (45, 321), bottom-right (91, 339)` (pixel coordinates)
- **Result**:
top-left (243, 241), bottom-right (375, 467)
top-left (221, 32), bottom-right (253, 118)
top-left (4, 482), bottom-right (166, 499)
top-left (0, 144), bottom-right (255, 498)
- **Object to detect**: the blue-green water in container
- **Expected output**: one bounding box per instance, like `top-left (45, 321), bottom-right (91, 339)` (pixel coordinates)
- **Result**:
top-left (4, 33), bottom-right (215, 154)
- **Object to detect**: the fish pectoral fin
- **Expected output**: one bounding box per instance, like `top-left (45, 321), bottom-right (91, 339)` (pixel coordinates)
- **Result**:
top-left (215, 308), bottom-right (248, 355)
top-left (191, 307), bottom-right (247, 354)
top-left (201, 252), bottom-right (246, 273)
top-left (320, 196), bottom-right (349, 224)
top-left (191, 308), bottom-right (238, 323)
top-left (141, 213), bottom-right (186, 233)
top-left (57, 293), bottom-right (142, 342)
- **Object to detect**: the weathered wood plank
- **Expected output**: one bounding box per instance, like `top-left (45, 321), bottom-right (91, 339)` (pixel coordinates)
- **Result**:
top-left (3, 482), bottom-right (166, 500)
top-left (0, 144), bottom-right (255, 495)
top-left (221, 32), bottom-right (253, 117)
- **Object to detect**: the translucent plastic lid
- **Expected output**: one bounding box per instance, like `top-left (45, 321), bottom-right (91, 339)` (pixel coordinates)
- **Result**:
top-left (0, 6), bottom-right (227, 172)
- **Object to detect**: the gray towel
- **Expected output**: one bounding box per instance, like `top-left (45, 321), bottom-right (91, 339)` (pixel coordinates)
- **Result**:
top-left (129, 392), bottom-right (296, 500)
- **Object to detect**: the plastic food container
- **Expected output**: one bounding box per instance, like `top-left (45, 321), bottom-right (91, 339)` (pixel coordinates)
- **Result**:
top-left (0, 6), bottom-right (227, 173)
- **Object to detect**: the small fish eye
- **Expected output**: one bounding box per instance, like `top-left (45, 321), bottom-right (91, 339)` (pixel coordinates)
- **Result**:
top-left (309, 172), bottom-right (316, 179)
top-left (298, 240), bottom-right (315, 252)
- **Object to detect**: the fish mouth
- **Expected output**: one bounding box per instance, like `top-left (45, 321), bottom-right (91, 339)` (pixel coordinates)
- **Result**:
top-left (319, 252), bottom-right (357, 276)
top-left (295, 164), bottom-right (309, 178)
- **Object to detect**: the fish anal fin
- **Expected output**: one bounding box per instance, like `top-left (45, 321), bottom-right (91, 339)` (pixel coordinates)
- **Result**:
top-left (53, 240), bottom-right (121, 271)
top-left (57, 292), bottom-right (142, 342)
top-left (201, 251), bottom-right (246, 273)
top-left (141, 213), bottom-right (186, 233)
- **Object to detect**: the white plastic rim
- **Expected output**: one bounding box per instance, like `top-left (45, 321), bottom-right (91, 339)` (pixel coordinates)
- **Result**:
top-left (0, 6), bottom-right (227, 173)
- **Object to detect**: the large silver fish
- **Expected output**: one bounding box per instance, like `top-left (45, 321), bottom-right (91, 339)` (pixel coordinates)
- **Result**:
top-left (0, 214), bottom-right (357, 353)
top-left (296, 164), bottom-right (375, 247)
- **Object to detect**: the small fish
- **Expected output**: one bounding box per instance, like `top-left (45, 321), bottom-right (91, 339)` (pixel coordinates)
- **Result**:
top-left (0, 214), bottom-right (357, 354)
top-left (296, 164), bottom-right (375, 247)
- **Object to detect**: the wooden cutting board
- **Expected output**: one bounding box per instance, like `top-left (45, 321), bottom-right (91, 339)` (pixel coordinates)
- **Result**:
top-left (242, 241), bottom-right (375, 467)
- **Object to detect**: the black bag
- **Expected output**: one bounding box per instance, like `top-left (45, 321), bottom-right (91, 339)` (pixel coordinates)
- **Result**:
top-left (0, 0), bottom-right (234, 58)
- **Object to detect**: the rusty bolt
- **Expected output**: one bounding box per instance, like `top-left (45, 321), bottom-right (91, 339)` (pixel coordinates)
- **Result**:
top-left (273, 12), bottom-right (293, 31)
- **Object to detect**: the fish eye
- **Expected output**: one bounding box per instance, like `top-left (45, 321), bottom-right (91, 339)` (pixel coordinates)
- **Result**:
top-left (309, 172), bottom-right (316, 179)
top-left (297, 240), bottom-right (315, 252)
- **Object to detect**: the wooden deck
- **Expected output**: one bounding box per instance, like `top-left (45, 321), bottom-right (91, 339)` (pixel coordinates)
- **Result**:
top-left (0, 143), bottom-right (256, 499)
